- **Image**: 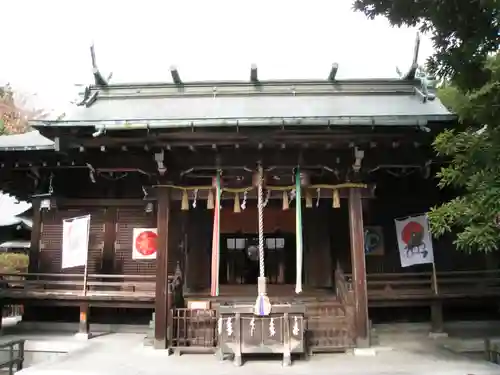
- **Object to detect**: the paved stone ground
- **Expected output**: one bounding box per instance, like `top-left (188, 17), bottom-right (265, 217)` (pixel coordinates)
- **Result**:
top-left (13, 329), bottom-right (500, 375)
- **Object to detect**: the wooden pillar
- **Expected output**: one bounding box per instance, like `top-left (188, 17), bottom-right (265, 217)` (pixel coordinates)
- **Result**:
top-left (101, 207), bottom-right (116, 274)
top-left (348, 188), bottom-right (369, 347)
top-left (24, 199), bottom-right (42, 322)
top-left (430, 300), bottom-right (444, 333)
top-left (28, 199), bottom-right (42, 273)
top-left (0, 302), bottom-right (3, 332)
top-left (78, 302), bottom-right (90, 338)
top-left (154, 188), bottom-right (170, 349)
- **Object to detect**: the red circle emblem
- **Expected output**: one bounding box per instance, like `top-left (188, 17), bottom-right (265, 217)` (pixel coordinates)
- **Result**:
top-left (401, 221), bottom-right (424, 245)
top-left (135, 230), bottom-right (158, 256)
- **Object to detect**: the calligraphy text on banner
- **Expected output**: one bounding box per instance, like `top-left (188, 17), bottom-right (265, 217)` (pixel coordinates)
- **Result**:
top-left (394, 214), bottom-right (434, 268)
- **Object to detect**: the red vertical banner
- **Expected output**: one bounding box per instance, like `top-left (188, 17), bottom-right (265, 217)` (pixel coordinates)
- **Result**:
top-left (210, 173), bottom-right (221, 297)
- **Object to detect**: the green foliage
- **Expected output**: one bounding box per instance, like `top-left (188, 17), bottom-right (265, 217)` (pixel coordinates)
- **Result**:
top-left (427, 55), bottom-right (500, 252)
top-left (0, 253), bottom-right (28, 273)
top-left (352, 0), bottom-right (499, 91)
top-left (354, 1), bottom-right (500, 252)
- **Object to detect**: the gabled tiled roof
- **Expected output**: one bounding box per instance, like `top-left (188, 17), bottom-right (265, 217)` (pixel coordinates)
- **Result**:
top-left (31, 78), bottom-right (455, 129)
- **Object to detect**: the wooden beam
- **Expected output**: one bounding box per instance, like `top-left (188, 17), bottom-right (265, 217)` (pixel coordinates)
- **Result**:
top-left (154, 187), bottom-right (170, 349)
top-left (155, 187), bottom-right (375, 201)
top-left (348, 188), bottom-right (369, 347)
top-left (56, 127), bottom-right (431, 149)
top-left (55, 199), bottom-right (145, 207)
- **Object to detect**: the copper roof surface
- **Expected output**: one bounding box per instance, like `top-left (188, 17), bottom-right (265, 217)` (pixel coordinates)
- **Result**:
top-left (31, 79), bottom-right (455, 129)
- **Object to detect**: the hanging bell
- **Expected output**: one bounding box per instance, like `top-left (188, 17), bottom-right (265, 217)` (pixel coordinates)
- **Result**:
top-left (233, 193), bottom-right (241, 213)
top-left (181, 190), bottom-right (189, 210)
top-left (282, 190), bottom-right (289, 210)
top-left (299, 171), bottom-right (310, 187)
top-left (207, 189), bottom-right (214, 209)
top-left (333, 189), bottom-right (340, 208)
top-left (305, 189), bottom-right (313, 208)
top-left (252, 170), bottom-right (267, 187)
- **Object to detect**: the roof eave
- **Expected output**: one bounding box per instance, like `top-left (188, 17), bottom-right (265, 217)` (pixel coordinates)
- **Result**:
top-left (30, 114), bottom-right (457, 130)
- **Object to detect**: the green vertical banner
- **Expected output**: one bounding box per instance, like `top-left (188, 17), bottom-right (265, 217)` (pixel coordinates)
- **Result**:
top-left (210, 172), bottom-right (221, 297)
top-left (295, 167), bottom-right (303, 294)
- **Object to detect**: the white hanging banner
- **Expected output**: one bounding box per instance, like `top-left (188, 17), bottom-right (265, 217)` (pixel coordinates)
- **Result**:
top-left (395, 214), bottom-right (434, 268)
top-left (132, 228), bottom-right (158, 260)
top-left (62, 215), bottom-right (90, 269)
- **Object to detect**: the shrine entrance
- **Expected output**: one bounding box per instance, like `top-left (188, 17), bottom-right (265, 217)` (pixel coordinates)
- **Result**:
top-left (218, 204), bottom-right (297, 286)
top-left (220, 233), bottom-right (296, 285)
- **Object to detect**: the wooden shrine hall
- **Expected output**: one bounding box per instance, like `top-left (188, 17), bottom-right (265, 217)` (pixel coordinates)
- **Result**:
top-left (0, 49), bottom-right (499, 359)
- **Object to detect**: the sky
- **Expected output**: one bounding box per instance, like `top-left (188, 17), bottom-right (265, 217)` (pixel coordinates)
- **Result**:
top-left (0, 0), bottom-right (433, 112)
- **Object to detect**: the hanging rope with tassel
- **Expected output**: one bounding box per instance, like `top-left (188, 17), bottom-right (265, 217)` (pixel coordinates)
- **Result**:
top-left (254, 165), bottom-right (271, 316)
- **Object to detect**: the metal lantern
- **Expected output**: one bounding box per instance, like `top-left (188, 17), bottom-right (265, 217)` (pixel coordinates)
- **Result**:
top-left (40, 198), bottom-right (51, 211)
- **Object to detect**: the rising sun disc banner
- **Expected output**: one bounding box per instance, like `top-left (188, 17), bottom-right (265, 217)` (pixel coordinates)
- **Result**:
top-left (394, 214), bottom-right (434, 268)
top-left (132, 228), bottom-right (158, 260)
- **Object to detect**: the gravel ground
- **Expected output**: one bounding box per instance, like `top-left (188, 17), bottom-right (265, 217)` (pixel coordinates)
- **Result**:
top-left (12, 329), bottom-right (500, 375)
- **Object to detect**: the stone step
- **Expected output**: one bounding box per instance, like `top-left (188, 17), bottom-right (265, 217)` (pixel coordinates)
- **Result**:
top-left (143, 336), bottom-right (154, 346)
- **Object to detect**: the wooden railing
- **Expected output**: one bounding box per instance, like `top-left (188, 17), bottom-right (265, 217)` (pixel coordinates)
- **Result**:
top-left (0, 339), bottom-right (24, 375)
top-left (0, 272), bottom-right (183, 301)
top-left (170, 308), bottom-right (218, 353)
top-left (335, 264), bottom-right (354, 306)
top-left (344, 269), bottom-right (500, 301)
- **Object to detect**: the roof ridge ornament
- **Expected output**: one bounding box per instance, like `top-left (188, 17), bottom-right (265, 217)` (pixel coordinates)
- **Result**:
top-left (396, 33), bottom-right (420, 80)
top-left (328, 63), bottom-right (339, 82)
top-left (250, 64), bottom-right (259, 84)
top-left (90, 44), bottom-right (111, 86)
top-left (170, 66), bottom-right (182, 86)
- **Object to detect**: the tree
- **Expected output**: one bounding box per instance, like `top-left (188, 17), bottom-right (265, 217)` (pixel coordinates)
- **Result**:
top-left (429, 55), bottom-right (500, 252)
top-left (353, 0), bottom-right (499, 91)
top-left (0, 84), bottom-right (47, 135)
top-left (353, 0), bottom-right (500, 252)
